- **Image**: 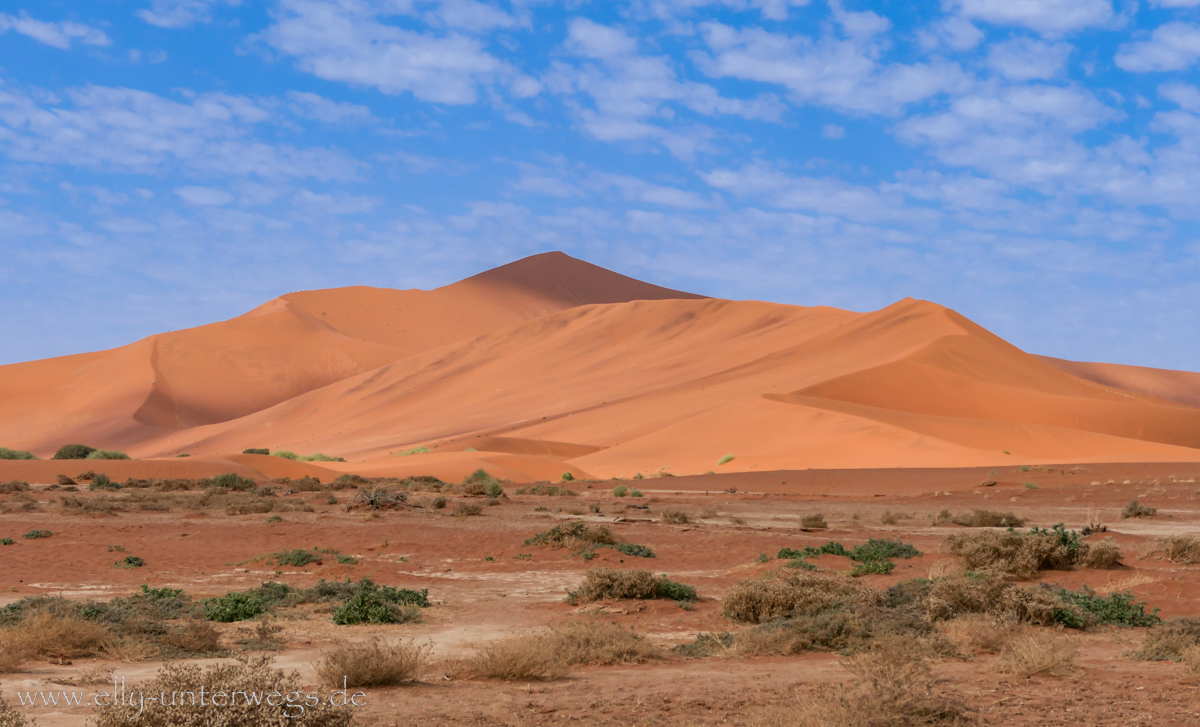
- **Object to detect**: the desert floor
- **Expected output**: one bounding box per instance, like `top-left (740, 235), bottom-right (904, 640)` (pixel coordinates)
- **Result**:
top-left (4, 462), bottom-right (1200, 726)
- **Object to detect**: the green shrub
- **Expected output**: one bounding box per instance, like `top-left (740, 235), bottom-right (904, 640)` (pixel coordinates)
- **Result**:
top-left (718, 454), bottom-right (735, 465)
top-left (483, 481), bottom-right (505, 497)
top-left (89, 473), bottom-right (122, 490)
top-left (561, 472), bottom-right (575, 481)
top-left (395, 446), bottom-right (429, 457)
top-left (630, 489), bottom-right (643, 497)
top-left (115, 555), bottom-right (145, 568)
top-left (778, 542), bottom-right (852, 560)
top-left (461, 468), bottom-right (501, 495)
top-left (850, 539), bottom-right (922, 561)
top-left (567, 568), bottom-right (697, 604)
top-left (331, 579), bottom-right (429, 625)
top-left (23, 529), bottom-right (52, 539)
top-left (86, 449), bottom-right (131, 460)
top-left (850, 560), bottom-right (895, 576)
top-left (273, 450), bottom-right (299, 460)
top-left (272, 549), bottom-right (319, 567)
top-left (612, 485), bottom-right (629, 497)
top-left (525, 522), bottom-right (616, 548)
top-left (272, 451), bottom-right (344, 462)
top-left (1121, 499), bottom-right (1157, 519)
top-left (0, 447), bottom-right (37, 460)
top-left (514, 485), bottom-right (578, 496)
top-left (1052, 586), bottom-right (1160, 627)
top-left (52, 444), bottom-right (96, 460)
top-left (613, 542), bottom-right (656, 558)
top-left (242, 448), bottom-right (270, 455)
top-left (0, 538), bottom-right (14, 545)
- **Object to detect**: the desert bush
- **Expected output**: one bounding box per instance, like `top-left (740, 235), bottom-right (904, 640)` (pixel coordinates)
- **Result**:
top-left (800, 513), bottom-right (828, 529)
top-left (525, 522), bottom-right (616, 548)
top-left (943, 524), bottom-right (1118, 579)
top-left (755, 643), bottom-right (973, 727)
top-left (53, 444), bottom-right (96, 460)
top-left (60, 494), bottom-right (126, 517)
top-left (452, 502), bottom-right (482, 517)
top-left (86, 449), bottom-right (130, 460)
top-left (1121, 499), bottom-right (1157, 519)
top-left (612, 485), bottom-right (629, 497)
top-left (938, 613), bottom-right (1023, 655)
top-left (331, 579), bottom-right (428, 625)
top-left (0, 481), bottom-right (30, 494)
top-left (460, 469), bottom-right (502, 496)
top-left (613, 542), bottom-right (655, 558)
top-left (272, 549), bottom-right (319, 567)
top-left (0, 494), bottom-right (40, 514)
top-left (114, 556), bottom-right (145, 569)
top-left (22, 530), bottom-right (51, 540)
top-left (1131, 617), bottom-right (1200, 661)
top-left (56, 474), bottom-right (75, 486)
top-left (722, 571), bottom-right (880, 624)
top-left (89, 474), bottom-right (121, 491)
top-left (315, 638), bottom-right (429, 687)
top-left (0, 539), bottom-right (12, 546)
top-left (353, 486), bottom-right (407, 510)
top-left (0, 448), bottom-right (36, 460)
top-left (661, 509), bottom-right (690, 524)
top-left (0, 693), bottom-right (35, 725)
top-left (568, 568), bottom-right (696, 603)
top-left (551, 621), bottom-right (663, 665)
top-left (204, 472), bottom-right (257, 491)
top-left (225, 499), bottom-right (275, 516)
top-left (630, 489), bottom-right (644, 497)
top-left (995, 633), bottom-right (1076, 677)
top-left (718, 454), bottom-right (735, 465)
top-left (1150, 535), bottom-right (1200, 565)
top-left (242, 448), bottom-right (270, 455)
top-left (849, 560), bottom-right (895, 576)
top-left (514, 485), bottom-right (578, 496)
top-left (272, 451), bottom-right (344, 462)
top-left (92, 654), bottom-right (354, 726)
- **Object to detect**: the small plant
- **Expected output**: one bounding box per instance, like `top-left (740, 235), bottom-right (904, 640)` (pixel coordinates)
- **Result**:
top-left (525, 522), bottom-right (616, 548)
top-left (86, 449), bottom-right (131, 460)
top-left (613, 542), bottom-right (655, 558)
top-left (205, 590), bottom-right (268, 622)
top-left (1121, 499), bottom-right (1157, 519)
top-left (515, 485), bottom-right (578, 496)
top-left (800, 513), bottom-right (828, 529)
top-left (718, 454), bottom-right (735, 465)
top-left (242, 448), bottom-right (270, 455)
top-left (0, 538), bottom-right (14, 545)
top-left (23, 529), bottom-right (52, 539)
top-left (395, 446), bottom-right (430, 457)
top-left (567, 568), bottom-right (698, 604)
top-left (315, 638), bottom-right (430, 687)
top-left (203, 472), bottom-right (257, 491)
top-left (326, 495), bottom-right (339, 505)
top-left (52, 444), bottom-right (96, 460)
top-left (849, 560), bottom-right (895, 576)
top-left (461, 468), bottom-right (502, 496)
top-left (1024, 482), bottom-right (1039, 490)
top-left (453, 502), bottom-right (483, 517)
top-left (266, 515), bottom-right (283, 524)
top-left (662, 509), bottom-right (690, 524)
top-left (89, 474), bottom-right (122, 490)
top-left (633, 473), bottom-right (644, 480)
top-left (756, 553), bottom-right (770, 564)
top-left (561, 472), bottom-right (575, 481)
top-left (115, 555), bottom-right (145, 568)
top-left (630, 489), bottom-right (643, 497)
top-left (272, 549), bottom-right (320, 567)
top-left (108, 545), bottom-right (125, 552)
top-left (332, 579), bottom-right (429, 625)
top-left (613, 485), bottom-right (629, 497)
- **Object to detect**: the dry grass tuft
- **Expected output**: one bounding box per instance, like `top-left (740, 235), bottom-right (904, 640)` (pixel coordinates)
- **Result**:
top-left (1131, 617), bottom-right (1200, 661)
top-left (939, 614), bottom-right (1023, 655)
top-left (1149, 535), bottom-right (1200, 565)
top-left (452, 501), bottom-right (483, 517)
top-left (661, 509), bottom-right (691, 524)
top-left (569, 568), bottom-right (695, 603)
top-left (942, 529), bottom-right (1119, 580)
top-left (1121, 499), bottom-right (1157, 519)
top-left (1183, 645), bottom-right (1200, 678)
top-left (550, 621), bottom-right (663, 665)
top-left (11, 612), bottom-right (112, 658)
top-left (749, 639), bottom-right (973, 726)
top-left (722, 571), bottom-right (879, 624)
top-left (466, 634), bottom-right (570, 681)
top-left (524, 522), bottom-right (616, 548)
top-left (994, 633), bottom-right (1077, 677)
top-left (315, 638), bottom-right (429, 687)
top-left (799, 513), bottom-right (828, 530)
top-left (0, 693), bottom-right (35, 727)
top-left (936, 509), bottom-right (1026, 528)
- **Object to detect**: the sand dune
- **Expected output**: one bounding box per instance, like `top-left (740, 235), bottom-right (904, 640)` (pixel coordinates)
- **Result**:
top-left (0, 253), bottom-right (1196, 483)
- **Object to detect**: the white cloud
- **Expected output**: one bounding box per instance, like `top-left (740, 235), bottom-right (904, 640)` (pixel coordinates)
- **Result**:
top-left (176, 186), bottom-right (234, 205)
top-left (702, 162), bottom-right (940, 226)
top-left (0, 12), bottom-right (111, 49)
top-left (1161, 82), bottom-right (1200, 112)
top-left (291, 189), bottom-right (378, 214)
top-left (138, 0), bottom-right (238, 28)
top-left (821, 124), bottom-right (844, 138)
top-left (635, 0), bottom-right (812, 22)
top-left (987, 38), bottom-right (1071, 80)
top-left (286, 91), bottom-right (373, 123)
top-left (1116, 22), bottom-right (1200, 73)
top-left (0, 85), bottom-right (361, 180)
top-left (948, 0), bottom-right (1113, 37)
top-left (1152, 0), bottom-right (1200, 6)
top-left (263, 0), bottom-right (531, 104)
top-left (591, 173), bottom-right (711, 209)
top-left (428, 0), bottom-right (518, 33)
top-left (697, 23), bottom-right (967, 116)
top-left (547, 18), bottom-right (784, 159)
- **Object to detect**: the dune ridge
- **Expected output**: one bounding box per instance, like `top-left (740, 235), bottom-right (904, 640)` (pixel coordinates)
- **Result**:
top-left (0, 253), bottom-right (1196, 484)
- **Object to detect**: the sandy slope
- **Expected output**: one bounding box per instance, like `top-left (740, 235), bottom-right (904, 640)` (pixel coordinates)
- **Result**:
top-left (0, 253), bottom-right (1196, 483)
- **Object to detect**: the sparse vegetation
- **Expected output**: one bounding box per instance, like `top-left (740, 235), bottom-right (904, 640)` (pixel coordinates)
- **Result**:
top-left (1130, 617), bottom-right (1200, 661)
top-left (452, 502), bottom-right (483, 517)
top-left (114, 555), bottom-right (145, 568)
top-left (661, 509), bottom-right (690, 524)
top-left (52, 444), bottom-right (96, 460)
top-left (272, 451), bottom-right (345, 462)
top-left (395, 446), bottom-right (430, 457)
top-left (353, 485), bottom-right (408, 510)
top-left (331, 580), bottom-right (428, 625)
top-left (718, 454), bottom-right (735, 465)
top-left (630, 488), bottom-right (643, 497)
top-left (613, 542), bottom-right (656, 558)
top-left (316, 638), bottom-right (429, 687)
top-left (525, 522), bottom-right (616, 548)
top-left (613, 485), bottom-right (629, 497)
top-left (242, 448), bottom-right (270, 455)
top-left (567, 568), bottom-right (697, 604)
top-left (800, 513), bottom-right (828, 529)
top-left (943, 524), bottom-right (1121, 579)
top-left (1149, 535), bottom-right (1200, 565)
top-left (722, 571), bottom-right (879, 624)
top-left (465, 622), bottom-right (663, 681)
top-left (22, 530), bottom-right (52, 540)
top-left (561, 472), bottom-right (575, 481)
top-left (935, 509), bottom-right (1026, 527)
top-left (1121, 499), bottom-right (1157, 519)
top-left (461, 468), bottom-right (503, 496)
top-left (272, 548), bottom-right (320, 567)
top-left (515, 485), bottom-right (578, 496)
top-left (0, 448), bottom-right (36, 460)
top-left (89, 474), bottom-right (121, 490)
top-left (995, 632), bottom-right (1077, 677)
top-left (86, 449), bottom-right (131, 460)
top-left (92, 655), bottom-right (354, 726)
top-left (202, 472), bottom-right (257, 491)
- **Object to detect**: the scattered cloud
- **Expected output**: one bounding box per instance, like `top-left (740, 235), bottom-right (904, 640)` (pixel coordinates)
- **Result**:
top-left (1116, 22), bottom-right (1200, 73)
top-left (947, 0), bottom-right (1114, 37)
top-left (138, 0), bottom-right (239, 28)
top-left (0, 12), bottom-right (111, 49)
top-left (176, 186), bottom-right (234, 205)
top-left (986, 38), bottom-right (1072, 80)
top-left (286, 91), bottom-right (373, 123)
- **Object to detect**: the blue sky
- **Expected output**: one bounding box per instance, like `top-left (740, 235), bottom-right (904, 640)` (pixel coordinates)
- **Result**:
top-left (1, 0), bottom-right (1199, 370)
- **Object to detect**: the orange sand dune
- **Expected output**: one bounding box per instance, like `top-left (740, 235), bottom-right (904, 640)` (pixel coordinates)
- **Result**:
top-left (0, 254), bottom-right (1197, 483)
top-left (1039, 355), bottom-right (1200, 409)
top-left (0, 253), bottom-right (698, 457)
